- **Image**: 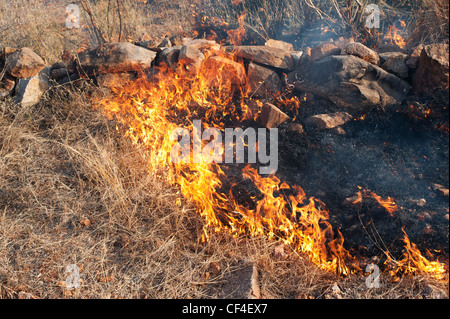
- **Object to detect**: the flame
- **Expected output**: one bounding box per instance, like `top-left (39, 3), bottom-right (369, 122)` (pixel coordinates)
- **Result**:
top-left (385, 228), bottom-right (448, 280)
top-left (385, 25), bottom-right (406, 49)
top-left (94, 32), bottom-right (447, 280)
top-left (352, 188), bottom-right (398, 217)
top-left (96, 43), bottom-right (359, 275)
top-left (227, 11), bottom-right (247, 46)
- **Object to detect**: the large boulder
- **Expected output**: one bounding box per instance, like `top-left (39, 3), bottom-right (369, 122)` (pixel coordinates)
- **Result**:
top-left (246, 62), bottom-right (282, 98)
top-left (412, 43), bottom-right (449, 95)
top-left (225, 45), bottom-right (295, 70)
top-left (76, 42), bottom-right (156, 76)
top-left (5, 47), bottom-right (45, 79)
top-left (287, 55), bottom-right (411, 110)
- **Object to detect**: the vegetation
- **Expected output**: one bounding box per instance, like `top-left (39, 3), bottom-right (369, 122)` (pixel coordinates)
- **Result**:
top-left (0, 0), bottom-right (448, 299)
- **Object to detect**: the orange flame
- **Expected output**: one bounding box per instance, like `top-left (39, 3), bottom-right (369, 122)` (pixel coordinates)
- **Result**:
top-left (385, 25), bottom-right (406, 49)
top-left (385, 228), bottom-right (448, 280)
top-left (352, 189), bottom-right (398, 217)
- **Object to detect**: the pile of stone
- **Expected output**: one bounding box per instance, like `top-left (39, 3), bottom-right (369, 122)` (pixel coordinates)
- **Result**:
top-left (1, 36), bottom-right (448, 125)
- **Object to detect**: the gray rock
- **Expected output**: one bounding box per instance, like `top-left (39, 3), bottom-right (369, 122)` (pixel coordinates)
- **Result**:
top-left (412, 43), bottom-right (449, 94)
top-left (287, 55), bottom-right (411, 110)
top-left (379, 52), bottom-right (409, 79)
top-left (156, 46), bottom-right (181, 70)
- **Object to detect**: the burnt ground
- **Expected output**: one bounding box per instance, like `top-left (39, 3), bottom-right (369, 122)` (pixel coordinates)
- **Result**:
top-left (216, 90), bottom-right (449, 270)
top-left (276, 93), bottom-right (449, 266)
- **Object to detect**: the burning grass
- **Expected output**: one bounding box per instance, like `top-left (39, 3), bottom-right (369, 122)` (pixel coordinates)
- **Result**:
top-left (0, 73), bottom-right (447, 299)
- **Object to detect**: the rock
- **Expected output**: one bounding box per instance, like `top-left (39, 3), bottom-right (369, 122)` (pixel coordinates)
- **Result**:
top-left (158, 36), bottom-right (172, 48)
top-left (246, 62), bottom-right (282, 98)
top-left (406, 45), bottom-right (424, 69)
top-left (310, 43), bottom-right (341, 62)
top-left (287, 55), bottom-right (411, 110)
top-left (379, 52), bottom-right (409, 79)
top-left (334, 37), bottom-right (355, 49)
top-left (76, 42), bottom-right (156, 76)
top-left (156, 46), bottom-right (181, 70)
top-left (57, 73), bottom-right (81, 86)
top-left (290, 51), bottom-right (303, 69)
top-left (200, 56), bottom-right (246, 88)
top-left (5, 47), bottom-right (45, 79)
top-left (183, 39), bottom-right (220, 54)
top-left (306, 112), bottom-right (353, 130)
top-left (265, 39), bottom-right (293, 52)
top-left (14, 66), bottom-right (50, 107)
top-left (225, 45), bottom-right (295, 70)
top-left (343, 42), bottom-right (380, 65)
top-left (178, 45), bottom-right (205, 74)
top-left (412, 43), bottom-right (449, 95)
top-left (134, 39), bottom-right (160, 52)
top-left (257, 102), bottom-right (290, 128)
top-left (2, 47), bottom-right (19, 59)
top-left (0, 74), bottom-right (15, 98)
top-left (220, 262), bottom-right (260, 299)
top-left (50, 67), bottom-right (70, 82)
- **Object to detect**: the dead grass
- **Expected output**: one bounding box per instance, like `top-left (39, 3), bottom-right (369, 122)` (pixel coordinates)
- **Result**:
top-left (0, 0), bottom-right (449, 300)
top-left (0, 85), bottom-right (448, 299)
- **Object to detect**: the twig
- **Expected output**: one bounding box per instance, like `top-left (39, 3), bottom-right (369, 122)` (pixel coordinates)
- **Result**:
top-left (79, 0), bottom-right (106, 45)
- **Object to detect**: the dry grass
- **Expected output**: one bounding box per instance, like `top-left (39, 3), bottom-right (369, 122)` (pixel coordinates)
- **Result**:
top-left (0, 0), bottom-right (449, 299)
top-left (0, 83), bottom-right (448, 299)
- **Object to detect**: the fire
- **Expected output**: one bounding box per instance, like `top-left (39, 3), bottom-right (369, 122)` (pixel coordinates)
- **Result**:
top-left (227, 11), bottom-right (247, 46)
top-left (96, 44), bottom-right (359, 275)
top-left (385, 25), bottom-right (406, 49)
top-left (352, 188), bottom-right (398, 217)
top-left (385, 228), bottom-right (448, 280)
top-left (95, 33), bottom-right (447, 280)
